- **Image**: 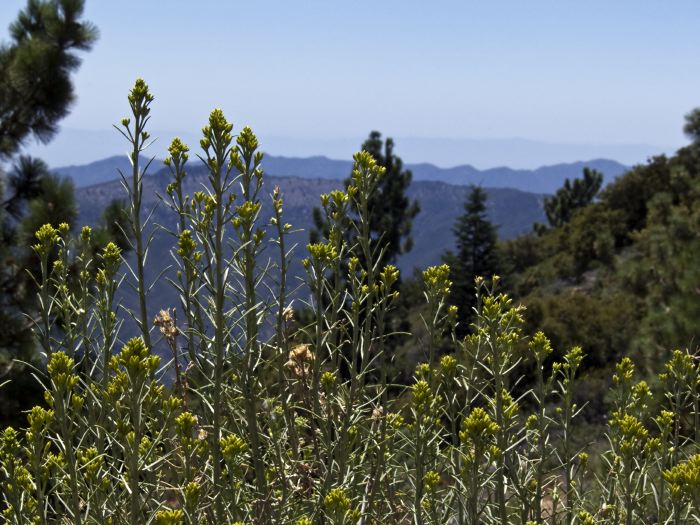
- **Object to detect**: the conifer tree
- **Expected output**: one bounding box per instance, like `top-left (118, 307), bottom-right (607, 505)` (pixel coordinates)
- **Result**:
top-left (311, 131), bottom-right (420, 267)
top-left (0, 0), bottom-right (98, 427)
top-left (683, 107), bottom-right (700, 143)
top-left (540, 167), bottom-right (603, 230)
top-left (444, 185), bottom-right (500, 336)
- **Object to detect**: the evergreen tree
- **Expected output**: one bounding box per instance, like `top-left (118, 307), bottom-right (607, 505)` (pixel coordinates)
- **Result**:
top-left (0, 0), bottom-right (98, 159)
top-left (683, 107), bottom-right (700, 143)
top-left (0, 0), bottom-right (98, 427)
top-left (311, 131), bottom-right (420, 267)
top-left (444, 185), bottom-right (500, 336)
top-left (539, 167), bottom-right (603, 230)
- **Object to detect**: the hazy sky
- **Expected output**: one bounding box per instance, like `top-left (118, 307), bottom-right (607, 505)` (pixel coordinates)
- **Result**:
top-left (2, 1), bottom-right (699, 166)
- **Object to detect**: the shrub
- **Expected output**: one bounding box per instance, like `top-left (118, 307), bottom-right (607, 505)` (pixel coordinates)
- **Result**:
top-left (2, 79), bottom-right (700, 525)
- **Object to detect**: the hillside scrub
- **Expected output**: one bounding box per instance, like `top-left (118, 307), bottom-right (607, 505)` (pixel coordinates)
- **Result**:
top-left (2, 80), bottom-right (700, 524)
top-left (500, 132), bottom-right (700, 388)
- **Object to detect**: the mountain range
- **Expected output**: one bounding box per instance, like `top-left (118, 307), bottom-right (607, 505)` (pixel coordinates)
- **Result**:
top-left (61, 153), bottom-right (633, 348)
top-left (70, 161), bottom-right (545, 332)
top-left (73, 163), bottom-right (547, 276)
top-left (57, 154), bottom-right (628, 194)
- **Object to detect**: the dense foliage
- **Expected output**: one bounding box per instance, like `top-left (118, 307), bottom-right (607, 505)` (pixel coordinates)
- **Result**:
top-left (0, 0), bottom-right (133, 427)
top-left (501, 130), bottom-right (700, 388)
top-left (540, 167), bottom-right (603, 230)
top-left (3, 80), bottom-right (700, 525)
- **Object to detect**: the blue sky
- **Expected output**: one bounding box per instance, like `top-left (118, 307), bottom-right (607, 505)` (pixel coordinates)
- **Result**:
top-left (1, 1), bottom-right (699, 167)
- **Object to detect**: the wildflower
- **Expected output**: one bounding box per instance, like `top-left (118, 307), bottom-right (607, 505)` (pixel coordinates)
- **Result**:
top-left (175, 412), bottom-right (198, 438)
top-left (380, 264), bottom-right (400, 291)
top-left (100, 242), bottom-right (122, 279)
top-left (177, 230), bottom-right (197, 259)
top-left (663, 349), bottom-right (696, 385)
top-left (307, 242), bottom-right (338, 264)
top-left (422, 264), bottom-right (452, 296)
top-left (220, 433), bottom-right (248, 462)
top-left (116, 337), bottom-right (160, 377)
top-left (529, 331), bottom-right (553, 362)
top-left (127, 78), bottom-right (154, 118)
top-left (412, 380), bottom-right (433, 412)
top-left (578, 511), bottom-right (597, 525)
top-left (77, 447), bottom-right (102, 480)
top-left (166, 137), bottom-right (189, 165)
top-left (237, 125), bottom-right (259, 151)
top-left (664, 454), bottom-right (700, 504)
top-left (611, 413), bottom-right (648, 456)
top-left (47, 352), bottom-right (78, 391)
top-left (613, 357), bottom-right (635, 384)
top-left (440, 355), bottom-right (457, 377)
top-left (460, 407), bottom-right (500, 443)
top-left (526, 414), bottom-right (538, 430)
top-left (33, 224), bottom-right (59, 256)
top-left (27, 406), bottom-right (53, 433)
top-left (184, 481), bottom-right (200, 506)
top-left (235, 201), bottom-right (262, 223)
top-left (655, 410), bottom-right (675, 434)
top-left (325, 487), bottom-right (351, 515)
top-left (321, 371), bottom-right (337, 393)
top-left (415, 362), bottom-right (430, 379)
top-left (155, 509), bottom-right (183, 525)
top-left (424, 470), bottom-right (440, 489)
top-left (578, 452), bottom-right (589, 469)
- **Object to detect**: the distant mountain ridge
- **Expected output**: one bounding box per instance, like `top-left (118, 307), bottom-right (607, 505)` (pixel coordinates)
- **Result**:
top-left (75, 164), bottom-right (547, 274)
top-left (72, 165), bottom-right (546, 346)
top-left (56, 154), bottom-right (629, 194)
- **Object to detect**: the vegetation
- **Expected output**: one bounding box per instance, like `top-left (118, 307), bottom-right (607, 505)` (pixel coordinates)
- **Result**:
top-left (309, 131), bottom-right (420, 355)
top-left (539, 167), bottom-right (603, 230)
top-left (443, 185), bottom-right (500, 337)
top-left (3, 80), bottom-right (700, 525)
top-left (0, 0), bottom-right (133, 427)
top-left (501, 114), bottom-right (700, 385)
top-left (311, 130), bottom-right (420, 268)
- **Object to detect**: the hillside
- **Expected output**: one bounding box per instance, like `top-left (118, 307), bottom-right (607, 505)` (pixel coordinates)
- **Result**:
top-left (74, 163), bottom-right (544, 340)
top-left (76, 164), bottom-right (546, 275)
top-left (497, 142), bottom-right (700, 419)
top-left (57, 154), bottom-right (628, 194)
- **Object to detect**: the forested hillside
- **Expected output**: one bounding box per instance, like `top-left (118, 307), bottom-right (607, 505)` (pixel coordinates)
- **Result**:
top-left (498, 135), bottom-right (700, 415)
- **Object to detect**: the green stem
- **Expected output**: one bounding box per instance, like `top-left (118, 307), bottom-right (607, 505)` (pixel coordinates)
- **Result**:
top-left (130, 114), bottom-right (151, 350)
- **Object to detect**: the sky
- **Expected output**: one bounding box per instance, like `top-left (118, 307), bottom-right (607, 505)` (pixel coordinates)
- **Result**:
top-left (1, 0), bottom-right (700, 168)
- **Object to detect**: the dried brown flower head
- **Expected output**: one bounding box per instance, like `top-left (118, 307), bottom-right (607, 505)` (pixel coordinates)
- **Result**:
top-left (154, 308), bottom-right (179, 340)
top-left (285, 344), bottom-right (315, 378)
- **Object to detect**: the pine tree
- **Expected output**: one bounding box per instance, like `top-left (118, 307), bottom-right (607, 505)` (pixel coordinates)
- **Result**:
top-left (0, 0), bottom-right (98, 427)
top-left (311, 131), bottom-right (420, 267)
top-left (444, 186), bottom-right (500, 336)
top-left (540, 167), bottom-right (603, 230)
top-left (0, 0), bottom-right (98, 159)
top-left (683, 107), bottom-right (700, 143)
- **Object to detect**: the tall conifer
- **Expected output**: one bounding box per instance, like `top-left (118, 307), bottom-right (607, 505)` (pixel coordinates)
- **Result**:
top-left (444, 185), bottom-right (500, 336)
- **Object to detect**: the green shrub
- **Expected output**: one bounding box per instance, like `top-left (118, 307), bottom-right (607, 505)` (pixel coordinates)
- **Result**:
top-left (2, 80), bottom-right (700, 525)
